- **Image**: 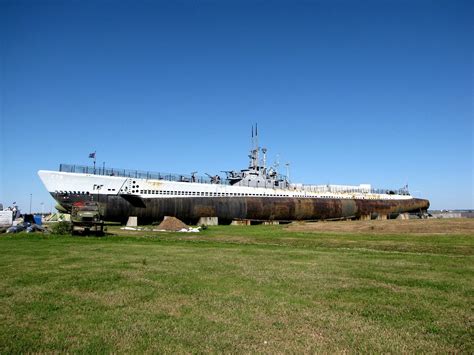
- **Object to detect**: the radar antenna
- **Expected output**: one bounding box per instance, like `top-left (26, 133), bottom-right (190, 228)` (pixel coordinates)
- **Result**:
top-left (273, 154), bottom-right (280, 175)
top-left (262, 148), bottom-right (267, 174)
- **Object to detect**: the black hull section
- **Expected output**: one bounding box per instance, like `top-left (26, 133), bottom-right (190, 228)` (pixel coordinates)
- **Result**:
top-left (52, 193), bottom-right (430, 224)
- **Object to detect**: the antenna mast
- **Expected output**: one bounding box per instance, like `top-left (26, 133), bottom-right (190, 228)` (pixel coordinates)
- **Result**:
top-left (255, 123), bottom-right (259, 170)
top-left (249, 126), bottom-right (254, 168)
top-left (274, 154), bottom-right (280, 175)
top-left (251, 125), bottom-right (254, 153)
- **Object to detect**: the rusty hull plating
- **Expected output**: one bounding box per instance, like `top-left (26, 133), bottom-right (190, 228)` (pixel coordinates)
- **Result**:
top-left (78, 195), bottom-right (431, 224)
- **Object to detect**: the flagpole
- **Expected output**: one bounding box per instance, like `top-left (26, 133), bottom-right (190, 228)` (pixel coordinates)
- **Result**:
top-left (93, 151), bottom-right (96, 174)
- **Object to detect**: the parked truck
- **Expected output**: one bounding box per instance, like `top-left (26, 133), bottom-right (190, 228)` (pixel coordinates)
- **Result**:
top-left (71, 202), bottom-right (104, 235)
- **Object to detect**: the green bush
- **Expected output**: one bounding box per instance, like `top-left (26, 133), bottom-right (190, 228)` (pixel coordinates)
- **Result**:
top-left (50, 221), bottom-right (72, 235)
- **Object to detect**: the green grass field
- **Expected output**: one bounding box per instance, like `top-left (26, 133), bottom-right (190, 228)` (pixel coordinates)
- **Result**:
top-left (0, 222), bottom-right (473, 352)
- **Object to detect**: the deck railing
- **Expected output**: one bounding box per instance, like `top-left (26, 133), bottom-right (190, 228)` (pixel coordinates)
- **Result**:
top-left (59, 164), bottom-right (229, 185)
top-left (298, 184), bottom-right (410, 196)
top-left (59, 164), bottom-right (410, 195)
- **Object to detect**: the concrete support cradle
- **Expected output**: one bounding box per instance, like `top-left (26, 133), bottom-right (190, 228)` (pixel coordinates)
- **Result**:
top-left (126, 216), bottom-right (138, 227)
top-left (197, 216), bottom-right (218, 226)
top-left (231, 220), bottom-right (252, 225)
top-left (263, 221), bottom-right (280, 225)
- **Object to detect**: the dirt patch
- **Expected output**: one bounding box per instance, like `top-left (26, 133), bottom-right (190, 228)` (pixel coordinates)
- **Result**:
top-left (157, 216), bottom-right (189, 231)
top-left (286, 218), bottom-right (474, 234)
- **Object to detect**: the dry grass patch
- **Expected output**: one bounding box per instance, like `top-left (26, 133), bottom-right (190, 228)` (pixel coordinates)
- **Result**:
top-left (286, 218), bottom-right (474, 234)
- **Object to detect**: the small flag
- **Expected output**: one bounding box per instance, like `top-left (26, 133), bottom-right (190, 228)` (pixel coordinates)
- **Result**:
top-left (89, 152), bottom-right (96, 159)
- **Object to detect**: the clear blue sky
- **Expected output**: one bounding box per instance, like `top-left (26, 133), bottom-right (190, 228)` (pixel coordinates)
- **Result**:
top-left (1, 0), bottom-right (473, 212)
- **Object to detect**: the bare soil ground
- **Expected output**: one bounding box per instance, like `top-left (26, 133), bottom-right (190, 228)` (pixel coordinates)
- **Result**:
top-left (286, 218), bottom-right (474, 234)
top-left (157, 216), bottom-right (188, 231)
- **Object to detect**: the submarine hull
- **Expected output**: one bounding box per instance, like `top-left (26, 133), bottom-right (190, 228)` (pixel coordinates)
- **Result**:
top-left (51, 193), bottom-right (430, 224)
